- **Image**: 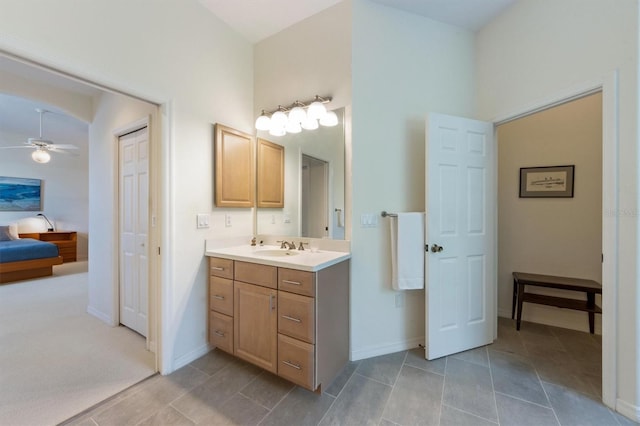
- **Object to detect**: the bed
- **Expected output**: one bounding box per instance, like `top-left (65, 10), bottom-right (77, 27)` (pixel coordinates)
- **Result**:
top-left (0, 227), bottom-right (63, 284)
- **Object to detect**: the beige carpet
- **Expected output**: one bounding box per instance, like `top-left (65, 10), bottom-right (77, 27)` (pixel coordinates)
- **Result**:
top-left (0, 261), bottom-right (156, 426)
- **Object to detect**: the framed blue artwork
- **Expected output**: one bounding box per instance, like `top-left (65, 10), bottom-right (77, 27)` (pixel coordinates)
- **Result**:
top-left (0, 176), bottom-right (42, 211)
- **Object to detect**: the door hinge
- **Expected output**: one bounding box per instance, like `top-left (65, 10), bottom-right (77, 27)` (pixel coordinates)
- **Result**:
top-left (158, 247), bottom-right (161, 255)
top-left (425, 244), bottom-right (429, 252)
top-left (601, 253), bottom-right (603, 263)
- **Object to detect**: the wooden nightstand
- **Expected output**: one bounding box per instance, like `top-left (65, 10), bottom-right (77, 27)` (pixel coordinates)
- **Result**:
top-left (19, 231), bottom-right (77, 263)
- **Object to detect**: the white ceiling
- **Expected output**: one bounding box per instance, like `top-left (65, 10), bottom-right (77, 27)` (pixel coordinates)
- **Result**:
top-left (199, 0), bottom-right (518, 43)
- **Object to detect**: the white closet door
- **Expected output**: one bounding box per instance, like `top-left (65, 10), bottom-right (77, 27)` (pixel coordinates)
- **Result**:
top-left (119, 127), bottom-right (149, 337)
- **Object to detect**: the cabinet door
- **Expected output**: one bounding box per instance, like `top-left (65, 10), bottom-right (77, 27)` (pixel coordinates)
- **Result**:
top-left (214, 123), bottom-right (255, 208)
top-left (234, 281), bottom-right (278, 373)
top-left (257, 138), bottom-right (284, 208)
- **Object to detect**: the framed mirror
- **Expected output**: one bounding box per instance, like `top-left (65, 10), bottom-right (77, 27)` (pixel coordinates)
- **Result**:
top-left (256, 107), bottom-right (345, 239)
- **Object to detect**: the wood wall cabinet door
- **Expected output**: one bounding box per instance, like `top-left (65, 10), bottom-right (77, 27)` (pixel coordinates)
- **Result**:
top-left (234, 281), bottom-right (278, 373)
top-left (257, 138), bottom-right (284, 208)
top-left (214, 124), bottom-right (255, 208)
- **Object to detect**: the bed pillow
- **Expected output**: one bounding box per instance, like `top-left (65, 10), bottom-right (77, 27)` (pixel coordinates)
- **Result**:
top-left (0, 225), bottom-right (16, 241)
top-left (8, 223), bottom-right (19, 239)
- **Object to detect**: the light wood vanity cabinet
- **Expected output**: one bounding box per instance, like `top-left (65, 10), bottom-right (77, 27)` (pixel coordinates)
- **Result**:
top-left (208, 259), bottom-right (235, 353)
top-left (214, 124), bottom-right (255, 208)
top-left (207, 256), bottom-right (349, 392)
top-left (256, 138), bottom-right (285, 208)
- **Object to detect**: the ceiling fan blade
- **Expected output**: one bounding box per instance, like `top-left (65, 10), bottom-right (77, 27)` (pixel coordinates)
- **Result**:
top-left (48, 144), bottom-right (79, 150)
top-left (48, 147), bottom-right (79, 156)
top-left (0, 146), bottom-right (34, 149)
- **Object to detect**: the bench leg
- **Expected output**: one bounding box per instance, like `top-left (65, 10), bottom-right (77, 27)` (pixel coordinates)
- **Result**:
top-left (512, 278), bottom-right (517, 319)
top-left (587, 292), bottom-right (595, 334)
top-left (516, 283), bottom-right (525, 330)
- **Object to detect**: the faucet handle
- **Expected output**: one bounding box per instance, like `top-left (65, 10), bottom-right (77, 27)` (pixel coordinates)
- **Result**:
top-left (277, 240), bottom-right (286, 249)
top-left (298, 242), bottom-right (307, 251)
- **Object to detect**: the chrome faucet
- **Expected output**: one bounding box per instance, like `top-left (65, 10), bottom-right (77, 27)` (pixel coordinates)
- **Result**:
top-left (285, 241), bottom-right (297, 250)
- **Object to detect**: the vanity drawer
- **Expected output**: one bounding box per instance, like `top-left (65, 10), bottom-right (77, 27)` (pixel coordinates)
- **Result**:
top-left (235, 261), bottom-right (277, 289)
top-left (278, 291), bottom-right (315, 343)
top-left (209, 311), bottom-right (233, 354)
top-left (209, 276), bottom-right (233, 316)
top-left (210, 257), bottom-right (234, 279)
top-left (278, 268), bottom-right (315, 297)
top-left (278, 333), bottom-right (315, 390)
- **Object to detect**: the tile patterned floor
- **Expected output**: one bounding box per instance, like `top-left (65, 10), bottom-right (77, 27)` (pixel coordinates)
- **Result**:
top-left (63, 318), bottom-right (637, 426)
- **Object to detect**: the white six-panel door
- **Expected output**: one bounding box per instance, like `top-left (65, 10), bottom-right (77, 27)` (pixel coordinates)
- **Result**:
top-left (425, 113), bottom-right (495, 360)
top-left (119, 127), bottom-right (149, 337)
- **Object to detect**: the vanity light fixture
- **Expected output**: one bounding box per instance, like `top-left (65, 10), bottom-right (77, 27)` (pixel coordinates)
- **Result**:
top-left (255, 95), bottom-right (336, 136)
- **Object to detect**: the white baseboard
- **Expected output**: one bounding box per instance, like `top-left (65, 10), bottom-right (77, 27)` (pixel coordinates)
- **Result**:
top-left (616, 398), bottom-right (640, 422)
top-left (172, 343), bottom-right (213, 371)
top-left (87, 305), bottom-right (116, 326)
top-left (351, 337), bottom-right (424, 361)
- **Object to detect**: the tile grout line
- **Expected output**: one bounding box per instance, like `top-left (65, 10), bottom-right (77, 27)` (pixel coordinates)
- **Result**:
top-left (523, 327), bottom-right (563, 426)
top-left (486, 346), bottom-right (501, 425)
top-left (316, 366), bottom-right (360, 425)
top-left (377, 350), bottom-right (409, 424)
top-left (437, 355), bottom-right (448, 425)
top-left (440, 403), bottom-right (499, 425)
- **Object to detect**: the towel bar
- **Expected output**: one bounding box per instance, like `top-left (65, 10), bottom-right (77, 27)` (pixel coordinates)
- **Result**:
top-left (381, 211), bottom-right (397, 218)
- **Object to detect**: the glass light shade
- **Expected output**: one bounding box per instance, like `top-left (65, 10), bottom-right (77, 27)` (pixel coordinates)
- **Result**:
top-left (301, 117), bottom-right (319, 130)
top-left (268, 121), bottom-right (286, 136)
top-left (270, 110), bottom-right (288, 128)
top-left (32, 149), bottom-right (50, 163)
top-left (319, 110), bottom-right (339, 127)
top-left (255, 114), bottom-right (271, 131)
top-left (307, 101), bottom-right (327, 121)
top-left (285, 120), bottom-right (302, 134)
top-left (288, 106), bottom-right (307, 124)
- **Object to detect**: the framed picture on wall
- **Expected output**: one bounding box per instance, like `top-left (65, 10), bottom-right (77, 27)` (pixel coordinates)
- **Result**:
top-left (0, 176), bottom-right (43, 211)
top-left (519, 165), bottom-right (574, 198)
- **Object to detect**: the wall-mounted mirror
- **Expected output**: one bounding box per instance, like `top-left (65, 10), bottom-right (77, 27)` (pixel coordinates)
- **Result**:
top-left (256, 107), bottom-right (345, 240)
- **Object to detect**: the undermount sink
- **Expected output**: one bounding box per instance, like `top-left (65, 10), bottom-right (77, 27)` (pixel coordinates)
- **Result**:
top-left (254, 249), bottom-right (300, 257)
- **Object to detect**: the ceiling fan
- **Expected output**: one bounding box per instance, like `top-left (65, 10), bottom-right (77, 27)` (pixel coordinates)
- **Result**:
top-left (0, 108), bottom-right (79, 163)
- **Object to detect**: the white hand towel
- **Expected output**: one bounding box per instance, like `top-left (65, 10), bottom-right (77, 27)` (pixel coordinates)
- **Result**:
top-left (390, 212), bottom-right (425, 290)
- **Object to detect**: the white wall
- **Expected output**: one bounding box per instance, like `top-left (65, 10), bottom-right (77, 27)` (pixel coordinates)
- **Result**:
top-left (497, 93), bottom-right (603, 331)
top-left (350, 0), bottom-right (475, 359)
top-left (0, 0), bottom-right (254, 372)
top-left (475, 0), bottom-right (638, 414)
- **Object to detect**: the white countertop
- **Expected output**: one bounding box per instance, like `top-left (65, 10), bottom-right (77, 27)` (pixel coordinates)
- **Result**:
top-left (205, 244), bottom-right (351, 272)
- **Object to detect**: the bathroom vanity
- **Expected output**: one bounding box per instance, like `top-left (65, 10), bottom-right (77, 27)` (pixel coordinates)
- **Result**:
top-left (205, 244), bottom-right (350, 391)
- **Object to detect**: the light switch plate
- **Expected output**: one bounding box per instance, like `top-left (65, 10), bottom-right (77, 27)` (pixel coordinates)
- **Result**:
top-left (196, 213), bottom-right (210, 229)
top-left (360, 213), bottom-right (378, 228)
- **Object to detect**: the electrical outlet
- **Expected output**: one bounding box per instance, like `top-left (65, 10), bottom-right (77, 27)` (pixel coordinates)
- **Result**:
top-left (225, 214), bottom-right (232, 227)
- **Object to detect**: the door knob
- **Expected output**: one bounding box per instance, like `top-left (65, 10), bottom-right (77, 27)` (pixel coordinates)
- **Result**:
top-left (430, 244), bottom-right (444, 253)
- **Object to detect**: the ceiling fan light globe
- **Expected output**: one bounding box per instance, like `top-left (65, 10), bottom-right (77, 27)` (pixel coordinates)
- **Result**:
top-left (32, 149), bottom-right (51, 163)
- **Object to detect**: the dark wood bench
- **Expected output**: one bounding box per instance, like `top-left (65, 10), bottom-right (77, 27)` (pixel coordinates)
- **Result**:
top-left (512, 272), bottom-right (602, 334)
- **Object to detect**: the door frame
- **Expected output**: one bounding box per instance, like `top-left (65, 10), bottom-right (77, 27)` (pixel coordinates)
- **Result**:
top-left (492, 71), bottom-right (619, 409)
top-left (113, 116), bottom-right (154, 349)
